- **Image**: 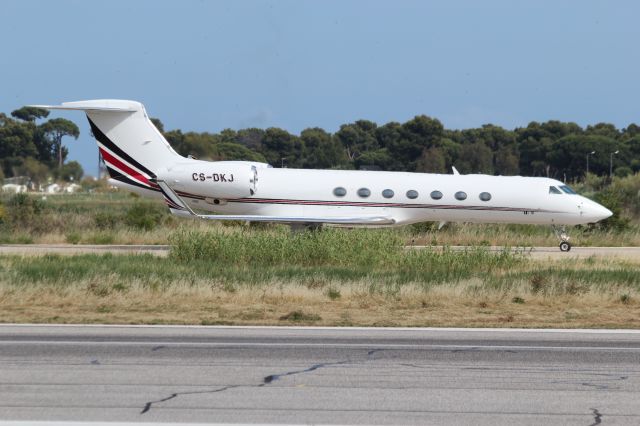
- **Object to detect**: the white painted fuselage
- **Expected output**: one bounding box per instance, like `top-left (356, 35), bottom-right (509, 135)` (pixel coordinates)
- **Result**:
top-left (143, 159), bottom-right (611, 226)
top-left (34, 99), bottom-right (612, 227)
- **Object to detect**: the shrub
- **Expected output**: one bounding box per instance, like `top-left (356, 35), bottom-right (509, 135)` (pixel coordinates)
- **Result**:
top-left (66, 232), bottom-right (81, 244)
top-left (327, 287), bottom-right (341, 300)
top-left (94, 212), bottom-right (120, 230)
top-left (4, 193), bottom-right (45, 229)
top-left (87, 231), bottom-right (115, 245)
top-left (593, 188), bottom-right (631, 231)
top-left (124, 202), bottom-right (165, 231)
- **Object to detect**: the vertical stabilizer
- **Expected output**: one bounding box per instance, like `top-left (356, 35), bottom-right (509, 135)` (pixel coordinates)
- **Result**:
top-left (32, 100), bottom-right (183, 191)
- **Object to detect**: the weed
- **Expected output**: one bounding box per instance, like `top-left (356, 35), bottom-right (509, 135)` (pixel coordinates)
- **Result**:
top-left (96, 304), bottom-right (113, 313)
top-left (327, 287), bottom-right (341, 300)
top-left (86, 232), bottom-right (115, 245)
top-left (66, 232), bottom-right (81, 244)
top-left (279, 310), bottom-right (321, 322)
top-left (94, 212), bottom-right (120, 230)
top-left (124, 202), bottom-right (165, 231)
top-left (530, 274), bottom-right (547, 294)
top-left (512, 296), bottom-right (525, 304)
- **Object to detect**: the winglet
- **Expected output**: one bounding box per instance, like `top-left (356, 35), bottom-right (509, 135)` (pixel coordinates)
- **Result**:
top-left (452, 166), bottom-right (460, 175)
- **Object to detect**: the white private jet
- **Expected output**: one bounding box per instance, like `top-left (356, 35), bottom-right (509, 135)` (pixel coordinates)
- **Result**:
top-left (34, 100), bottom-right (612, 251)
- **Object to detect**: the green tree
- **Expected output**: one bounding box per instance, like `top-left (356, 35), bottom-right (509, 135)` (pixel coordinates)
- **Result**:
top-left (213, 142), bottom-right (266, 162)
top-left (456, 142), bottom-right (493, 174)
top-left (415, 147), bottom-right (447, 173)
top-left (11, 106), bottom-right (49, 122)
top-left (389, 115), bottom-right (444, 171)
top-left (0, 114), bottom-right (38, 176)
top-left (585, 123), bottom-right (619, 139)
top-left (41, 118), bottom-right (79, 169)
top-left (300, 128), bottom-right (346, 169)
top-left (14, 158), bottom-right (49, 186)
top-left (261, 127), bottom-right (303, 167)
top-left (236, 128), bottom-right (265, 151)
top-left (150, 117), bottom-right (165, 133)
top-left (547, 135), bottom-right (619, 179)
top-left (335, 120), bottom-right (379, 163)
top-left (355, 148), bottom-right (393, 171)
top-left (58, 160), bottom-right (84, 182)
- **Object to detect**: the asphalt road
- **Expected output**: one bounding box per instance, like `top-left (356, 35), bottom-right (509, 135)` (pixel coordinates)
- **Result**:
top-left (0, 325), bottom-right (639, 425)
top-left (2, 244), bottom-right (640, 260)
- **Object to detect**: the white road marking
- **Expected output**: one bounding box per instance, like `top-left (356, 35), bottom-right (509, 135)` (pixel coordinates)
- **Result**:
top-left (0, 340), bottom-right (639, 351)
top-left (2, 323), bottom-right (640, 333)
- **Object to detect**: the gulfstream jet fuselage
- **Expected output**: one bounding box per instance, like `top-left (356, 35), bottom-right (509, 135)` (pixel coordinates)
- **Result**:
top-left (34, 100), bottom-right (613, 250)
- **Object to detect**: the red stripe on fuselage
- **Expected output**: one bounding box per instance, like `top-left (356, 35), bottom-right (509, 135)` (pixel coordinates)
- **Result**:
top-left (100, 147), bottom-right (151, 187)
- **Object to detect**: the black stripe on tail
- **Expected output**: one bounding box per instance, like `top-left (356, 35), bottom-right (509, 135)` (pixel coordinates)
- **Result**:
top-left (88, 116), bottom-right (156, 179)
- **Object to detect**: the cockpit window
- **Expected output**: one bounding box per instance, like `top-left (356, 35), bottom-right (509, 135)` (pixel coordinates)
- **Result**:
top-left (559, 185), bottom-right (577, 194)
top-left (549, 186), bottom-right (562, 194)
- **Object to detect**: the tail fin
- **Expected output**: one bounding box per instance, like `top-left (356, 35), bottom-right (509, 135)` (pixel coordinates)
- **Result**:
top-left (31, 99), bottom-right (183, 191)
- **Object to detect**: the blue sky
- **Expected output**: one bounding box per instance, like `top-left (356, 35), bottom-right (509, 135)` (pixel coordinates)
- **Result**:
top-left (2, 0), bottom-right (639, 176)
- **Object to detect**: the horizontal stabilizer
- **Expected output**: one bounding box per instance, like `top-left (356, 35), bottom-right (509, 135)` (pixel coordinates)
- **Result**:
top-left (29, 100), bottom-right (138, 112)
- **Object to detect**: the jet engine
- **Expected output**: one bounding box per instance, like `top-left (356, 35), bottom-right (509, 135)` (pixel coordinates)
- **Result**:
top-left (157, 161), bottom-right (264, 199)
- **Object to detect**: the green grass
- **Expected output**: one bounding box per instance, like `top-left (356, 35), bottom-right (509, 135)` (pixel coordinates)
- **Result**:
top-left (1, 227), bottom-right (639, 327)
top-left (2, 227), bottom-right (639, 294)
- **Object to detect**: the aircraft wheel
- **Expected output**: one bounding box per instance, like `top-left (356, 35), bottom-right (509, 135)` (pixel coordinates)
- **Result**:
top-left (559, 241), bottom-right (571, 252)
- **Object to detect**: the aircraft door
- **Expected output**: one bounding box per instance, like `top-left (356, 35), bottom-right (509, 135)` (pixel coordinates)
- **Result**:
top-left (250, 165), bottom-right (258, 195)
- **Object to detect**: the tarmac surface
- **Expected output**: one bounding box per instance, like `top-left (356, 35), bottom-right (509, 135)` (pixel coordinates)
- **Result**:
top-left (1, 244), bottom-right (640, 260)
top-left (0, 325), bottom-right (639, 425)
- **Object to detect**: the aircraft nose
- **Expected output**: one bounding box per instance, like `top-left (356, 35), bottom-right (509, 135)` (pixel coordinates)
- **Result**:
top-left (583, 200), bottom-right (613, 222)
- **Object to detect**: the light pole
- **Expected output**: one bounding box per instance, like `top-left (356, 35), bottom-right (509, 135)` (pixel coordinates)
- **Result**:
top-left (586, 151), bottom-right (595, 176)
top-left (609, 150), bottom-right (619, 178)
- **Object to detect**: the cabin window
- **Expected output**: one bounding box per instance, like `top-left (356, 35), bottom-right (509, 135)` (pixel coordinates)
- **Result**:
top-left (382, 189), bottom-right (394, 198)
top-left (549, 186), bottom-right (562, 194)
top-left (357, 188), bottom-right (371, 198)
top-left (406, 190), bottom-right (419, 199)
top-left (333, 187), bottom-right (347, 197)
top-left (559, 185), bottom-right (577, 194)
top-left (430, 190), bottom-right (443, 200)
top-left (455, 191), bottom-right (467, 201)
top-left (479, 192), bottom-right (491, 201)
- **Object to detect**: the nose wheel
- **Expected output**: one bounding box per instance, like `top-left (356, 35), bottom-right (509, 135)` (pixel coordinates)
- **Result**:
top-left (552, 225), bottom-right (572, 252)
top-left (559, 241), bottom-right (571, 252)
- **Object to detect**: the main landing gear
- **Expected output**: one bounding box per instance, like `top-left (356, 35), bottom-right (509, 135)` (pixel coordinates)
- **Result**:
top-left (552, 225), bottom-right (571, 252)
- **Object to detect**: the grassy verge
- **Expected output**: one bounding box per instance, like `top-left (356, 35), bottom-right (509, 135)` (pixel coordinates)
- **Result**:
top-left (0, 227), bottom-right (638, 327)
top-left (2, 192), bottom-right (640, 246)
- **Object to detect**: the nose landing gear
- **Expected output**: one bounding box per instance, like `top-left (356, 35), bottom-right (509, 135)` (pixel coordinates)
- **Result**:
top-left (552, 225), bottom-right (572, 252)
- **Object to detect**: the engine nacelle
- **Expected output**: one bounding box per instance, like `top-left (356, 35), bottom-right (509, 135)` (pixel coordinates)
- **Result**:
top-left (157, 161), bottom-right (263, 199)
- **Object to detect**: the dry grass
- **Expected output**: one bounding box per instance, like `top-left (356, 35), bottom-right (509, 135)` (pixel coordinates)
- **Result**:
top-left (0, 256), bottom-right (638, 328)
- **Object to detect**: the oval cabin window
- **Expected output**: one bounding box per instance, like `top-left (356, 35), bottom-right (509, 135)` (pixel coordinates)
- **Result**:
top-left (430, 190), bottom-right (443, 200)
top-left (479, 192), bottom-right (491, 201)
top-left (333, 187), bottom-right (346, 197)
top-left (406, 190), bottom-right (419, 199)
top-left (382, 189), bottom-right (394, 198)
top-left (357, 188), bottom-right (371, 198)
top-left (455, 191), bottom-right (467, 201)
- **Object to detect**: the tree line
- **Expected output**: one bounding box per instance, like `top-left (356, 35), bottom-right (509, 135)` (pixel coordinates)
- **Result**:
top-left (160, 116), bottom-right (640, 180)
top-left (2, 106), bottom-right (640, 184)
top-left (0, 107), bottom-right (83, 184)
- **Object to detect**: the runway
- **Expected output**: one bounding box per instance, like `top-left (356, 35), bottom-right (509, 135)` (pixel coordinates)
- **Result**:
top-left (2, 244), bottom-right (640, 260)
top-left (1, 325), bottom-right (640, 425)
